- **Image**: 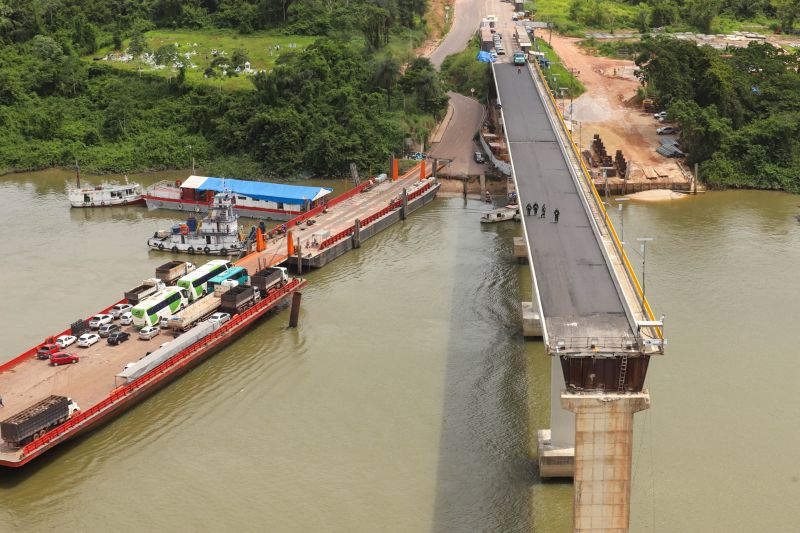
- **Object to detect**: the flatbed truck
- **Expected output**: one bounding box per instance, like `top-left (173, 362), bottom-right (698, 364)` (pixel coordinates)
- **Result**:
top-left (1, 396), bottom-right (80, 448)
top-left (124, 278), bottom-right (166, 305)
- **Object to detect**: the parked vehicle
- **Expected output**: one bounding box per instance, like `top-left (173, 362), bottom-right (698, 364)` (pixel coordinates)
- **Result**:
top-left (131, 287), bottom-right (190, 328)
top-left (110, 303), bottom-right (132, 318)
top-left (657, 126), bottom-right (678, 135)
top-left (208, 312), bottom-right (231, 325)
top-left (36, 344), bottom-right (60, 360)
top-left (176, 260), bottom-right (232, 301)
top-left (155, 260), bottom-right (196, 284)
top-left (513, 52), bottom-right (526, 65)
top-left (98, 323), bottom-right (121, 338)
top-left (50, 352), bottom-right (79, 366)
top-left (0, 395), bottom-right (80, 448)
top-left (474, 151), bottom-right (486, 164)
top-left (251, 267), bottom-right (289, 293)
top-left (107, 331), bottom-right (131, 345)
top-left (119, 312), bottom-right (133, 325)
top-left (124, 278), bottom-right (166, 306)
top-left (654, 111), bottom-right (668, 120)
top-left (496, 47), bottom-right (506, 55)
top-left (77, 333), bottom-right (100, 347)
top-left (138, 325), bottom-right (161, 340)
top-left (89, 314), bottom-right (113, 329)
top-left (167, 287), bottom-right (226, 332)
top-left (219, 285), bottom-right (260, 315)
top-left (207, 266), bottom-right (249, 292)
top-left (55, 335), bottom-right (77, 349)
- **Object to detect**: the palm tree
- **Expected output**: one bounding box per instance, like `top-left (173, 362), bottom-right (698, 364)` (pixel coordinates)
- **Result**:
top-left (374, 56), bottom-right (401, 111)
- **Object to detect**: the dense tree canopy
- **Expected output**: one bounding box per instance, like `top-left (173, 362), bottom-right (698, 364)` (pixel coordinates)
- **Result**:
top-left (0, 0), bottom-right (448, 178)
top-left (636, 38), bottom-right (800, 192)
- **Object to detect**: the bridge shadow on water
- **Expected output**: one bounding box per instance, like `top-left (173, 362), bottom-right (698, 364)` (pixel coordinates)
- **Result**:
top-left (431, 200), bottom-right (535, 533)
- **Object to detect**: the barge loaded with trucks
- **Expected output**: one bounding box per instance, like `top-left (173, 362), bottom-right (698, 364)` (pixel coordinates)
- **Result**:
top-left (0, 259), bottom-right (305, 468)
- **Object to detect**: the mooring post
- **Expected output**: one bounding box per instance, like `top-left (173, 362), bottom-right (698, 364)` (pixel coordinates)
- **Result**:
top-left (432, 158), bottom-right (439, 178)
top-left (353, 218), bottom-right (361, 249)
top-left (295, 239), bottom-right (302, 273)
top-left (400, 189), bottom-right (408, 220)
top-left (480, 173), bottom-right (486, 199)
top-left (288, 292), bottom-right (302, 328)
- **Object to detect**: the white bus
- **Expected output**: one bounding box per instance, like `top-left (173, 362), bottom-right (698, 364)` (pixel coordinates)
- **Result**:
top-left (176, 260), bottom-right (232, 301)
top-left (131, 287), bottom-right (190, 328)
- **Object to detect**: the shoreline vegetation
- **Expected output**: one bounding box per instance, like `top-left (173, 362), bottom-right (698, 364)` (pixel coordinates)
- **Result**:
top-left (0, 0), bottom-right (448, 180)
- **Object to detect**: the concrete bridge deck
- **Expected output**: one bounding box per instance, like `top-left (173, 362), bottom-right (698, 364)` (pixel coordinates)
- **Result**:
top-left (494, 62), bottom-right (635, 346)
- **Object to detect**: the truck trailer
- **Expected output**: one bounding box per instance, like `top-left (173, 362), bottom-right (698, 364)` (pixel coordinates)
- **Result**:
top-left (1, 396), bottom-right (80, 448)
top-left (219, 286), bottom-right (260, 315)
top-left (251, 267), bottom-right (289, 293)
top-left (155, 261), bottom-right (196, 284)
top-left (124, 278), bottom-right (166, 305)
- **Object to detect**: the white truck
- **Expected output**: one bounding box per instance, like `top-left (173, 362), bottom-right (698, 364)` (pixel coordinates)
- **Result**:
top-left (124, 278), bottom-right (166, 306)
top-left (250, 266), bottom-right (289, 293)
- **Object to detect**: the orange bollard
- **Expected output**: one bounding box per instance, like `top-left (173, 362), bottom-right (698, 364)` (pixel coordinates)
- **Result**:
top-left (287, 230), bottom-right (295, 256)
top-left (392, 158), bottom-right (399, 181)
top-left (256, 228), bottom-right (266, 252)
top-left (420, 160), bottom-right (426, 181)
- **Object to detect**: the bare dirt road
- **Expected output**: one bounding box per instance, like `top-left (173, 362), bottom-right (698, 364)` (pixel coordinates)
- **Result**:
top-left (548, 34), bottom-right (686, 182)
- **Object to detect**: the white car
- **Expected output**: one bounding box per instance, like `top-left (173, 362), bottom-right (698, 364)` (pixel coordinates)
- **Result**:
top-left (119, 312), bottom-right (133, 325)
top-left (77, 333), bottom-right (100, 347)
top-left (110, 303), bottom-right (133, 318)
top-left (208, 312), bottom-right (231, 325)
top-left (654, 111), bottom-right (667, 120)
top-left (89, 314), bottom-right (114, 329)
top-left (56, 335), bottom-right (77, 348)
top-left (657, 126), bottom-right (678, 135)
top-left (138, 325), bottom-right (161, 340)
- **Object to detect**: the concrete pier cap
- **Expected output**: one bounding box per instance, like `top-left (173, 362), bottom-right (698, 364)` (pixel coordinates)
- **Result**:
top-left (521, 301), bottom-right (543, 338)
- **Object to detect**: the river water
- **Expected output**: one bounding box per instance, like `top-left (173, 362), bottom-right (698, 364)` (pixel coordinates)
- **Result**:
top-left (0, 171), bottom-right (798, 532)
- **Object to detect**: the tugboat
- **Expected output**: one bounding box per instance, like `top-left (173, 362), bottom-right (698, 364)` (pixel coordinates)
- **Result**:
top-left (68, 175), bottom-right (144, 207)
top-left (147, 191), bottom-right (248, 256)
top-left (480, 205), bottom-right (521, 223)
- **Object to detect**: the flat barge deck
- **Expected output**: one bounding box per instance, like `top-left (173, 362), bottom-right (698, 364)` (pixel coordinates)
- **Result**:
top-left (0, 162), bottom-right (440, 468)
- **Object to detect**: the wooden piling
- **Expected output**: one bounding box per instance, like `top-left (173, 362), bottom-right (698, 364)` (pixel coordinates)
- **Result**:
top-left (401, 189), bottom-right (408, 220)
top-left (353, 218), bottom-right (361, 249)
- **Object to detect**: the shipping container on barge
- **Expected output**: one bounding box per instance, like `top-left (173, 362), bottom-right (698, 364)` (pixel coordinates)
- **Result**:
top-left (144, 176), bottom-right (332, 220)
top-left (0, 266), bottom-right (305, 468)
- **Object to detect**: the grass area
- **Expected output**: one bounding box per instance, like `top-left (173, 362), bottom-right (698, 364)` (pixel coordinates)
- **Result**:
top-left (532, 0), bottom-right (640, 34)
top-left (534, 39), bottom-right (586, 97)
top-left (440, 37), bottom-right (490, 101)
top-left (87, 29), bottom-right (317, 90)
top-left (578, 37), bottom-right (641, 59)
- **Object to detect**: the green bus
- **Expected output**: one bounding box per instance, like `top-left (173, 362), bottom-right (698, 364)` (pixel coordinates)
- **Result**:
top-left (177, 260), bottom-right (232, 301)
top-left (131, 288), bottom-right (190, 328)
top-left (207, 266), bottom-right (249, 292)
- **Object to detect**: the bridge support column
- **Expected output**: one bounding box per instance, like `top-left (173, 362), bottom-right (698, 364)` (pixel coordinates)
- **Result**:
top-left (480, 173), bottom-right (486, 199)
top-left (538, 363), bottom-right (576, 478)
top-left (353, 218), bottom-right (361, 249)
top-left (400, 189), bottom-right (408, 220)
top-left (432, 158), bottom-right (439, 178)
top-left (562, 391), bottom-right (650, 532)
top-left (521, 302), bottom-right (542, 337)
top-left (513, 237), bottom-right (528, 264)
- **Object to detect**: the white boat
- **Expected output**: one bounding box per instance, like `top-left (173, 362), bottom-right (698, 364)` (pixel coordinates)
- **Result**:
top-left (147, 191), bottom-right (249, 256)
top-left (68, 178), bottom-right (144, 207)
top-left (480, 205), bottom-right (521, 223)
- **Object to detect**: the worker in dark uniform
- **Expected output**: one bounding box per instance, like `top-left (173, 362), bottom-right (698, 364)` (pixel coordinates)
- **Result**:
top-left (532, 202), bottom-right (539, 216)
top-left (517, 66), bottom-right (522, 74)
top-left (554, 208), bottom-right (560, 223)
top-left (526, 203), bottom-right (532, 216)
top-left (540, 204), bottom-right (546, 218)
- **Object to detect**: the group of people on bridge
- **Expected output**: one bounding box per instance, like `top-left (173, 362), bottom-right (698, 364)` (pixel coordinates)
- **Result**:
top-left (525, 202), bottom-right (559, 223)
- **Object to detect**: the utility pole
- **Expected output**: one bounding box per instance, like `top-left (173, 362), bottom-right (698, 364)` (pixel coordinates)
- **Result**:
top-left (615, 197), bottom-right (630, 244)
top-left (636, 237), bottom-right (654, 319)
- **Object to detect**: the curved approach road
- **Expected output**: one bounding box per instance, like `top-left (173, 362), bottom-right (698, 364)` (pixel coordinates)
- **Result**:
top-left (430, 91), bottom-right (485, 176)
top-left (429, 0), bottom-right (490, 70)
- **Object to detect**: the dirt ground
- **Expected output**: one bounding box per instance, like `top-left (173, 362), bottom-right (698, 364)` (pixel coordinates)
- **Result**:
top-left (417, 0), bottom-right (452, 57)
top-left (548, 34), bottom-right (688, 184)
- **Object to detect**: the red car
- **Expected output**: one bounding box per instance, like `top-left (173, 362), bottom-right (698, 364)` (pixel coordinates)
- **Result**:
top-left (50, 352), bottom-right (79, 366)
top-left (36, 343), bottom-right (61, 360)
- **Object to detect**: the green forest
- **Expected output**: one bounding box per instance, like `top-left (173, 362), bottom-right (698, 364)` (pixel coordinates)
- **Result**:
top-left (0, 0), bottom-right (447, 178)
top-left (636, 38), bottom-right (800, 192)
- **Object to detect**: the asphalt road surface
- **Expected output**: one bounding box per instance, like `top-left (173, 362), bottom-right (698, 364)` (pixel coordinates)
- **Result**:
top-left (494, 63), bottom-right (633, 342)
top-left (429, 0), bottom-right (489, 70)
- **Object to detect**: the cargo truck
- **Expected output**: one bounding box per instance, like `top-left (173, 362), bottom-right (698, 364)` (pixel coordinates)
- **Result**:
top-left (219, 285), bottom-right (261, 315)
top-left (124, 278), bottom-right (166, 305)
top-left (167, 281), bottom-right (237, 332)
top-left (155, 261), bottom-right (196, 284)
top-left (1, 395), bottom-right (80, 448)
top-left (251, 266), bottom-right (289, 293)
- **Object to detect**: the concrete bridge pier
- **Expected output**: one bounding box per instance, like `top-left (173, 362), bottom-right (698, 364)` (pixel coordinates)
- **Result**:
top-left (562, 392), bottom-right (651, 532)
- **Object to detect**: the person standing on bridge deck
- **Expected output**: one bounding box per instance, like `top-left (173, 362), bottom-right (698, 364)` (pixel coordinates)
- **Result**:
top-left (517, 66), bottom-right (522, 74)
top-left (532, 202), bottom-right (539, 216)
top-left (554, 208), bottom-right (560, 223)
top-left (526, 203), bottom-right (532, 216)
top-left (540, 204), bottom-right (546, 218)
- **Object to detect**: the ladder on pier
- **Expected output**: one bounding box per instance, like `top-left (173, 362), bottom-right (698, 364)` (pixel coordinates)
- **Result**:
top-left (617, 357), bottom-right (628, 393)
